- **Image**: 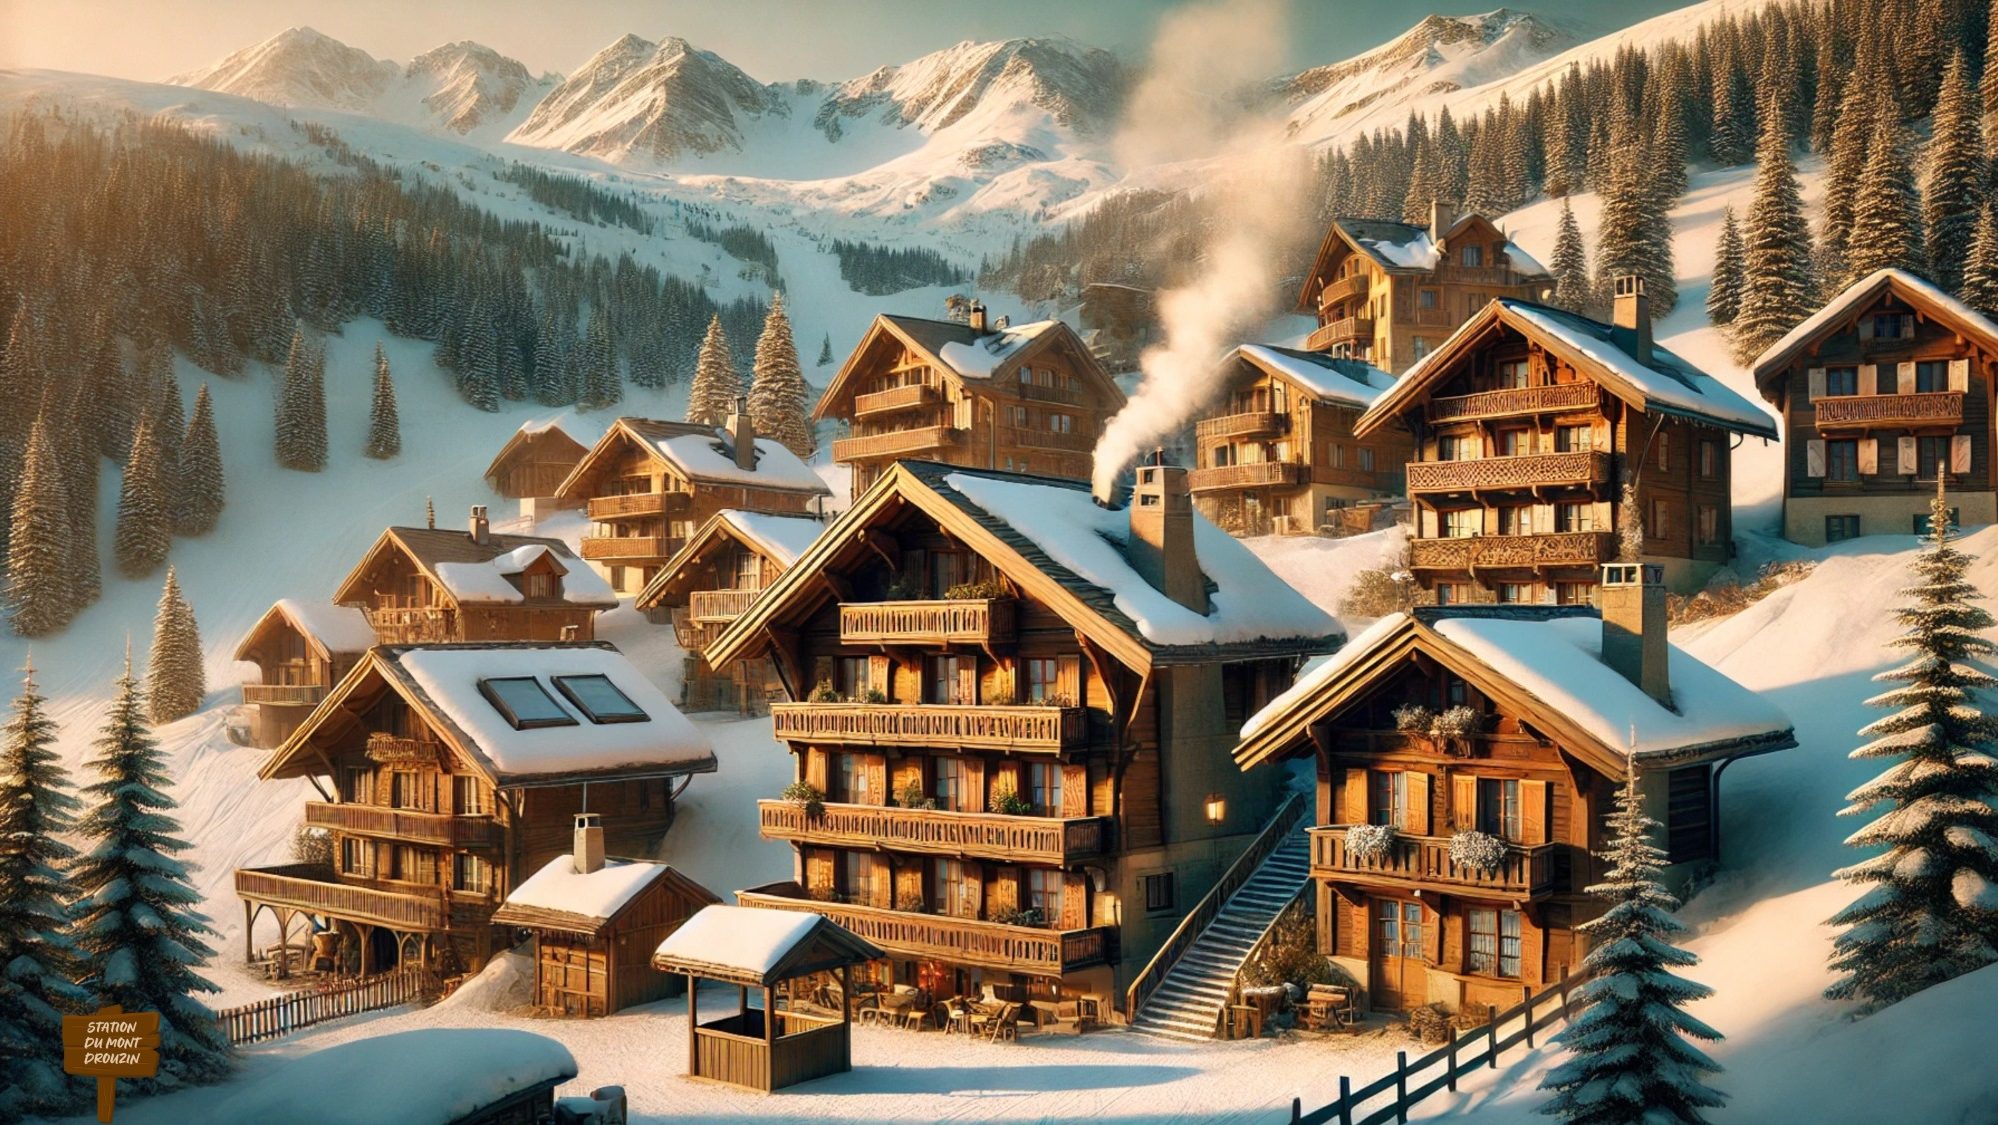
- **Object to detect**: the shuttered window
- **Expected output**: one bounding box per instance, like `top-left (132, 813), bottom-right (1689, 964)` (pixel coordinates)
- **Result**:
top-left (1476, 778), bottom-right (1521, 840)
top-left (1467, 908), bottom-right (1522, 978)
top-left (1826, 440), bottom-right (1858, 482)
top-left (1665, 765), bottom-right (1712, 864)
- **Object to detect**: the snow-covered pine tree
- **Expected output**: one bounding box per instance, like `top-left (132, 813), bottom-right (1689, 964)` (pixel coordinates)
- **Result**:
top-left (1922, 52), bottom-right (1985, 296)
top-left (301, 334), bottom-right (328, 469)
top-left (145, 567), bottom-right (204, 725)
top-left (176, 384), bottom-right (224, 537)
top-left (1707, 44), bottom-right (1753, 166)
top-left (1707, 206), bottom-right (1745, 326)
top-left (1983, 0), bottom-right (1998, 138)
top-left (0, 658), bottom-right (91, 1120)
top-left (114, 414), bottom-right (172, 580)
top-left (1594, 107), bottom-right (1675, 317)
top-left (274, 324), bottom-right (326, 472)
top-left (1550, 199), bottom-right (1591, 316)
top-left (1732, 94), bottom-right (1815, 362)
top-left (817, 333), bottom-right (833, 367)
top-left (7, 418), bottom-right (77, 637)
top-left (1826, 477), bottom-right (1998, 1013)
top-left (1539, 761), bottom-right (1726, 1125)
top-left (1843, 96), bottom-right (1926, 284)
top-left (1963, 200), bottom-right (1998, 319)
top-left (73, 652), bottom-right (230, 1092)
top-left (1819, 82), bottom-right (1875, 280)
top-left (578, 307), bottom-right (621, 411)
top-left (686, 314), bottom-right (741, 425)
top-left (365, 344), bottom-right (400, 459)
top-left (153, 366), bottom-right (184, 516)
top-left (748, 293), bottom-right (815, 458)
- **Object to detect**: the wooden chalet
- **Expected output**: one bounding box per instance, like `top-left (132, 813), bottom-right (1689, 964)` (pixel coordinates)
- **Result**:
top-left (1191, 344), bottom-right (1414, 536)
top-left (1233, 563), bottom-right (1794, 1014)
top-left (235, 641), bottom-right (716, 980)
top-left (233, 599), bottom-right (377, 749)
top-left (552, 406), bottom-right (832, 596)
top-left (703, 458), bottom-right (1341, 1007)
top-left (815, 305), bottom-right (1126, 502)
top-left (491, 819), bottom-right (720, 1017)
top-left (332, 512), bottom-right (616, 644)
top-left (1355, 278), bottom-right (1779, 602)
top-left (484, 419), bottom-right (590, 518)
top-left (1748, 267), bottom-right (1998, 545)
top-left (1297, 201), bottom-right (1553, 373)
top-left (633, 509), bottom-right (826, 715)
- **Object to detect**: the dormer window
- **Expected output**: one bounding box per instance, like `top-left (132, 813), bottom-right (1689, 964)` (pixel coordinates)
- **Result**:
top-left (1461, 245), bottom-right (1483, 268)
top-left (552, 674), bottom-right (648, 724)
top-left (523, 572), bottom-right (559, 599)
top-left (478, 677), bottom-right (578, 730)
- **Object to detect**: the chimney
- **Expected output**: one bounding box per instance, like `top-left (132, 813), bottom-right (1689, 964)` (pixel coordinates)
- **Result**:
top-left (968, 301), bottom-right (988, 334)
top-left (1127, 450), bottom-right (1208, 614)
top-left (1600, 562), bottom-right (1670, 707)
top-left (727, 395), bottom-right (756, 470)
top-left (573, 812), bottom-right (604, 875)
top-left (469, 505), bottom-right (490, 545)
top-left (1429, 198), bottom-right (1459, 242)
top-left (1611, 275), bottom-right (1652, 365)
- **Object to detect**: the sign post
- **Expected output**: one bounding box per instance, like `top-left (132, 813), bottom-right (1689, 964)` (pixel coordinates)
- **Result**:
top-left (61, 1004), bottom-right (161, 1123)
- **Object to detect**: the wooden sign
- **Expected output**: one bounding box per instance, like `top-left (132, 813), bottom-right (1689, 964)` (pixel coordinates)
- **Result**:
top-left (62, 1005), bottom-right (161, 1123)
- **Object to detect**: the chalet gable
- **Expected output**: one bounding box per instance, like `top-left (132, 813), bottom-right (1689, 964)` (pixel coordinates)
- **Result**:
top-left (1747, 267), bottom-right (1998, 401)
top-left (484, 421), bottom-right (589, 489)
top-left (555, 417), bottom-right (830, 499)
top-left (330, 527), bottom-right (614, 611)
top-left (1228, 344), bottom-right (1396, 411)
top-left (234, 599), bottom-right (376, 665)
top-left (1295, 212), bottom-right (1550, 313)
top-left (814, 314), bottom-right (1122, 423)
top-left (633, 509), bottom-right (824, 612)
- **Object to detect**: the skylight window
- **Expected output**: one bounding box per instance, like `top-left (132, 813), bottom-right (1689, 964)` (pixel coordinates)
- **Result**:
top-left (553, 674), bottom-right (649, 725)
top-left (478, 677), bottom-right (578, 730)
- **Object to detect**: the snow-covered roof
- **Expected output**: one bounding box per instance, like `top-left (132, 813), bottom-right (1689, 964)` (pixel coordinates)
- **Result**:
top-left (492, 854), bottom-right (715, 932)
top-left (1240, 614), bottom-right (1405, 740)
top-left (1748, 267), bottom-right (1998, 389)
top-left (651, 904), bottom-right (884, 986)
top-left (1326, 215), bottom-right (1553, 278)
top-left (937, 319), bottom-right (1062, 378)
top-left (649, 430), bottom-right (831, 494)
top-left (210, 1029), bottom-right (576, 1125)
top-left (719, 510), bottom-right (825, 567)
top-left (240, 598), bottom-right (377, 661)
top-left (432, 544), bottom-right (618, 607)
top-left (1234, 344), bottom-right (1396, 408)
top-left (336, 527), bottom-right (610, 610)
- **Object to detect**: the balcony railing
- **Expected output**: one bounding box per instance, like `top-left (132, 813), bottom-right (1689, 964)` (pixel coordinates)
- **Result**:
top-left (832, 425), bottom-right (956, 462)
top-left (241, 683), bottom-right (327, 707)
top-left (1015, 381), bottom-right (1087, 406)
top-left (671, 607), bottom-right (721, 652)
top-left (838, 599), bottom-right (1016, 647)
top-left (689, 587), bottom-right (762, 623)
top-left (853, 383), bottom-right (936, 417)
top-left (1187, 461), bottom-right (1308, 492)
top-left (738, 885), bottom-right (1116, 976)
top-left (235, 864), bottom-right (446, 930)
top-left (757, 800), bottom-right (1110, 864)
top-left (1195, 412), bottom-right (1288, 441)
top-left (1309, 826), bottom-right (1555, 897)
top-left (1405, 451), bottom-right (1611, 494)
top-left (769, 703), bottom-right (1086, 752)
top-left (999, 426), bottom-right (1095, 453)
top-left (586, 491), bottom-right (687, 520)
top-left (1408, 531), bottom-right (1616, 571)
top-left (1814, 391), bottom-right (1965, 430)
top-left (1427, 383), bottom-right (1599, 422)
top-left (1438, 265), bottom-right (1532, 288)
top-left (1317, 273), bottom-right (1369, 310)
top-left (303, 802), bottom-right (497, 848)
top-left (1305, 316), bottom-right (1375, 352)
top-left (365, 606), bottom-right (454, 644)
top-left (581, 535), bottom-right (671, 561)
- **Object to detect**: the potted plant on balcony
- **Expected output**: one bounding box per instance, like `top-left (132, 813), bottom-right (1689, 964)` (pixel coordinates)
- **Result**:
top-left (992, 906), bottom-right (1045, 928)
top-left (1392, 703), bottom-right (1435, 734)
top-left (1449, 828), bottom-right (1508, 875)
top-left (1431, 705), bottom-right (1485, 756)
top-left (1345, 822), bottom-right (1397, 863)
top-left (781, 781), bottom-right (826, 819)
top-left (898, 779), bottom-right (936, 811)
top-left (943, 578), bottom-right (1007, 601)
top-left (810, 679), bottom-right (843, 703)
top-left (991, 784), bottom-right (1033, 816)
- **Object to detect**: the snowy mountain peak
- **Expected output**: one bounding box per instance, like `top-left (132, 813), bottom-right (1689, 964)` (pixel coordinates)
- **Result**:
top-left (169, 25), bottom-right (400, 112)
top-left (817, 36), bottom-right (1125, 141)
top-left (403, 40), bottom-right (550, 134)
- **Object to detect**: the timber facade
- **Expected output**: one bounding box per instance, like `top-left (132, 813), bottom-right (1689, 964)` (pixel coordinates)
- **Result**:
top-left (484, 422), bottom-right (589, 519)
top-left (331, 515), bottom-right (612, 645)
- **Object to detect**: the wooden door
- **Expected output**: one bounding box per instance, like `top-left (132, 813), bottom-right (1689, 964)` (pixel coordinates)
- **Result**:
top-left (1370, 898), bottom-right (1428, 1010)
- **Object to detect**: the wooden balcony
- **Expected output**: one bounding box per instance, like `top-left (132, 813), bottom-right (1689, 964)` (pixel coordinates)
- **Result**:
top-left (757, 800), bottom-right (1110, 864)
top-left (1000, 426), bottom-right (1095, 453)
top-left (671, 607), bottom-right (721, 652)
top-left (581, 535), bottom-right (671, 561)
top-left (1015, 381), bottom-right (1087, 406)
top-left (853, 383), bottom-right (936, 417)
top-left (1309, 826), bottom-right (1555, 898)
top-left (738, 885), bottom-right (1116, 976)
top-left (1187, 461), bottom-right (1308, 492)
top-left (1814, 392), bottom-right (1965, 430)
top-left (364, 606), bottom-right (455, 644)
top-left (303, 802), bottom-right (497, 848)
top-left (832, 425), bottom-right (956, 462)
top-left (1405, 451), bottom-right (1611, 495)
top-left (235, 864), bottom-right (446, 931)
top-left (586, 491), bottom-right (688, 520)
top-left (690, 587), bottom-right (762, 623)
top-left (241, 683), bottom-right (327, 707)
top-left (1305, 316), bottom-right (1375, 352)
top-left (769, 703), bottom-right (1086, 753)
top-left (838, 599), bottom-right (1016, 647)
top-left (1195, 411), bottom-right (1288, 441)
top-left (364, 733), bottom-right (445, 766)
top-left (1317, 273), bottom-right (1369, 310)
top-left (1427, 383), bottom-right (1599, 422)
top-left (1408, 531), bottom-right (1615, 572)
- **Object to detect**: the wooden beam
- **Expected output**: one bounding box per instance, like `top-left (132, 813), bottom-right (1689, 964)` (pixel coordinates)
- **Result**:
top-left (856, 528), bottom-right (901, 572)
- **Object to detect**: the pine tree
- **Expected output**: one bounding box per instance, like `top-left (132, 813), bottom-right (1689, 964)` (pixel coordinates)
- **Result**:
top-left (1844, 106), bottom-right (1927, 282)
top-left (1594, 107), bottom-right (1675, 317)
top-left (686, 314), bottom-right (741, 425)
top-left (73, 653), bottom-right (231, 1092)
top-left (114, 415), bottom-right (172, 580)
top-left (153, 366), bottom-right (184, 521)
top-left (1819, 83), bottom-right (1875, 280)
top-left (1732, 96), bottom-right (1816, 362)
top-left (1539, 763), bottom-right (1726, 1124)
top-left (176, 384), bottom-right (224, 537)
top-left (578, 307), bottom-right (621, 411)
top-left (817, 333), bottom-right (834, 367)
top-left (1707, 206), bottom-right (1745, 326)
top-left (1826, 479), bottom-right (1998, 1013)
top-left (1550, 199), bottom-right (1591, 315)
top-left (748, 293), bottom-right (815, 458)
top-left (1984, 0), bottom-right (1998, 137)
top-left (0, 659), bottom-right (91, 1120)
top-left (7, 418), bottom-right (77, 637)
top-left (274, 325), bottom-right (327, 472)
top-left (1963, 201), bottom-right (1998, 319)
top-left (1922, 52), bottom-right (1985, 296)
top-left (145, 568), bottom-right (204, 725)
top-left (365, 344), bottom-right (400, 459)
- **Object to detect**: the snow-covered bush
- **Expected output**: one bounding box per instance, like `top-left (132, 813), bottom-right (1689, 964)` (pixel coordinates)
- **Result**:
top-left (1340, 563), bottom-right (1418, 619)
top-left (781, 781), bottom-right (825, 818)
top-left (1345, 823), bottom-right (1397, 863)
top-left (1450, 829), bottom-right (1508, 873)
top-left (292, 824), bottom-right (333, 866)
top-left (1240, 903), bottom-right (1335, 990)
top-left (1392, 703), bottom-right (1435, 733)
top-left (1432, 705), bottom-right (1484, 739)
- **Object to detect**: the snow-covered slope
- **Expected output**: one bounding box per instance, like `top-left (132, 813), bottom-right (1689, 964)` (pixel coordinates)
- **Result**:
top-left (505, 33), bottom-right (781, 164)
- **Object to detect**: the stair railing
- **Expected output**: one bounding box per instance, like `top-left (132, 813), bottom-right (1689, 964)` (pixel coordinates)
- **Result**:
top-left (1125, 789), bottom-right (1309, 1024)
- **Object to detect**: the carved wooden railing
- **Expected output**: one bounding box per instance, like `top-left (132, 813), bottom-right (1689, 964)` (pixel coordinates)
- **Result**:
top-left (241, 683), bottom-right (327, 706)
top-left (1813, 391), bottom-right (1964, 429)
top-left (832, 425), bottom-right (956, 461)
top-left (838, 599), bottom-right (1016, 646)
top-left (1305, 316), bottom-right (1375, 352)
top-left (581, 535), bottom-right (670, 560)
top-left (1126, 791), bottom-right (1308, 1022)
top-left (853, 383), bottom-right (935, 416)
top-left (1408, 531), bottom-right (1615, 571)
top-left (235, 864), bottom-right (445, 930)
top-left (1405, 451), bottom-right (1611, 494)
top-left (689, 587), bottom-right (762, 623)
top-left (1309, 826), bottom-right (1555, 896)
top-left (586, 491), bottom-right (686, 519)
top-left (303, 802), bottom-right (496, 848)
top-left (670, 607), bottom-right (721, 652)
top-left (1000, 425), bottom-right (1096, 452)
top-left (1015, 380), bottom-right (1088, 406)
top-left (757, 799), bottom-right (1109, 863)
top-left (1188, 461), bottom-right (1309, 491)
top-left (365, 606), bottom-right (454, 643)
top-left (769, 703), bottom-right (1085, 752)
top-left (364, 733), bottom-right (445, 766)
top-left (1426, 382), bottom-right (1599, 421)
top-left (738, 885), bottom-right (1115, 975)
top-left (1196, 411), bottom-right (1289, 440)
top-left (1317, 273), bottom-right (1369, 310)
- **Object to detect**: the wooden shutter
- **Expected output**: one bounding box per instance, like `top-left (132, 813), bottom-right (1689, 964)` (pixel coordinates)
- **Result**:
top-left (868, 655), bottom-right (892, 699)
top-left (1521, 779), bottom-right (1550, 844)
top-left (1452, 774), bottom-right (1478, 831)
top-left (1406, 772), bottom-right (1432, 836)
top-left (1953, 434), bottom-right (1973, 474)
top-left (956, 660), bottom-right (977, 704)
top-left (1950, 358), bottom-right (1972, 392)
top-left (805, 848), bottom-right (835, 894)
top-left (895, 862), bottom-right (923, 911)
top-left (1897, 362), bottom-right (1917, 394)
top-left (1899, 436), bottom-right (1919, 475)
top-left (891, 758), bottom-right (922, 801)
top-left (863, 754), bottom-right (888, 805)
top-left (1873, 362), bottom-right (1893, 393)
top-left (963, 861), bottom-right (984, 917)
top-left (1806, 366), bottom-right (1825, 400)
top-left (1532, 502), bottom-right (1555, 536)
top-left (804, 748), bottom-right (829, 792)
top-left (1858, 316), bottom-right (1874, 341)
top-left (812, 656), bottom-right (834, 693)
top-left (868, 853), bottom-right (892, 907)
top-left (1344, 769), bottom-right (1370, 825)
top-left (1060, 764), bottom-right (1088, 817)
top-left (1061, 872), bottom-right (1088, 930)
top-left (1805, 439), bottom-right (1826, 478)
top-left (1859, 438), bottom-right (1879, 475)
top-left (963, 758), bottom-right (987, 812)
top-left (989, 866), bottom-right (1019, 914)
top-left (1056, 655), bottom-right (1082, 706)
top-left (991, 760), bottom-right (1022, 804)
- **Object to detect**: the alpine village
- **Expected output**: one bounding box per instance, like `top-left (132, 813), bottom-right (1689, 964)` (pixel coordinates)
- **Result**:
top-left (2, 1), bottom-right (1997, 1123)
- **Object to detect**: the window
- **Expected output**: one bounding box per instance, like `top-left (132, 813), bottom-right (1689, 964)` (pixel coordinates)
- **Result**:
top-left (1008, 404), bottom-right (1029, 427)
top-left (1553, 581), bottom-right (1593, 606)
top-left (1046, 413), bottom-right (1074, 434)
top-left (1824, 366), bottom-right (1858, 396)
top-left (1023, 657), bottom-right (1059, 703)
top-left (1916, 361), bottom-right (1949, 393)
top-left (390, 771), bottom-right (423, 811)
top-left (1697, 505), bottom-right (1721, 545)
top-left (1445, 675), bottom-right (1469, 707)
top-left (1495, 429), bottom-right (1527, 456)
top-left (1555, 501), bottom-right (1593, 532)
top-left (389, 844), bottom-right (436, 885)
top-left (841, 851), bottom-right (876, 903)
top-left (1917, 436), bottom-right (1951, 478)
top-left (340, 838), bottom-right (370, 876)
top-left (552, 674), bottom-right (647, 724)
top-left (836, 656), bottom-right (871, 698)
top-left (523, 571), bottom-right (558, 599)
top-left (1495, 358), bottom-right (1528, 388)
top-left (1477, 778), bottom-right (1522, 840)
top-left (927, 655), bottom-right (972, 704)
top-left (1412, 337), bottom-right (1431, 360)
top-left (453, 853), bottom-right (489, 893)
top-left (1025, 869), bottom-right (1063, 923)
top-left (1462, 245), bottom-right (1484, 268)
top-left (1359, 447), bottom-right (1375, 471)
top-left (734, 550), bottom-right (763, 589)
top-left (1438, 435), bottom-right (1474, 461)
top-left (1497, 505), bottom-right (1534, 536)
top-left (1871, 313), bottom-right (1910, 340)
top-left (1435, 583), bottom-right (1461, 606)
top-left (1826, 439), bottom-right (1859, 483)
top-left (935, 858), bottom-right (974, 917)
top-left (1419, 289), bottom-right (1440, 309)
top-left (479, 677), bottom-right (578, 730)
top-left (1649, 499), bottom-right (1671, 539)
top-left (1142, 871), bottom-right (1176, 913)
top-left (341, 767), bottom-right (374, 804)
top-left (1026, 761), bottom-right (1062, 815)
top-left (1495, 582), bottom-right (1530, 604)
top-left (1653, 433), bottom-right (1670, 471)
top-left (1371, 770), bottom-right (1411, 829)
top-left (837, 753), bottom-right (873, 805)
top-left (1328, 442), bottom-right (1346, 468)
top-left (934, 758), bottom-right (967, 812)
top-left (1468, 908), bottom-right (1523, 978)
top-left (1554, 424), bottom-right (1592, 452)
top-left (453, 775), bottom-right (487, 816)
top-left (1825, 514), bottom-right (1861, 542)
top-left (1441, 509), bottom-right (1481, 538)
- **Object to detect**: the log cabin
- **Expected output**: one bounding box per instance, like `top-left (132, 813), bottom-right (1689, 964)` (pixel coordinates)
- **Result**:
top-left (702, 457), bottom-right (1342, 1009)
top-left (331, 510), bottom-right (617, 644)
top-left (1232, 563), bottom-right (1794, 1014)
top-left (484, 419), bottom-right (590, 519)
top-left (815, 305), bottom-right (1127, 502)
top-left (1354, 278), bottom-right (1779, 602)
top-left (234, 641), bottom-right (717, 980)
top-left (552, 404), bottom-right (832, 595)
top-left (1296, 201), bottom-right (1553, 373)
top-left (1191, 344), bottom-right (1414, 536)
top-left (490, 818), bottom-right (720, 1018)
top-left (1748, 268), bottom-right (1998, 545)
top-left (233, 599), bottom-right (377, 749)
top-left (632, 509), bottom-right (826, 716)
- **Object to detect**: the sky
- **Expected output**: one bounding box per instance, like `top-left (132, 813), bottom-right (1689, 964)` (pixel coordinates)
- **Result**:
top-left (1, 0), bottom-right (1692, 83)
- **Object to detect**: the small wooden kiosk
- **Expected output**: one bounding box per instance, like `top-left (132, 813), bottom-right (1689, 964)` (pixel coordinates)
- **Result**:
top-left (651, 905), bottom-right (883, 1093)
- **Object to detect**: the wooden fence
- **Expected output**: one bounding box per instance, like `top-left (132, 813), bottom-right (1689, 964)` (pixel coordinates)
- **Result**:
top-left (1287, 970), bottom-right (1594, 1125)
top-left (214, 965), bottom-right (439, 1045)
